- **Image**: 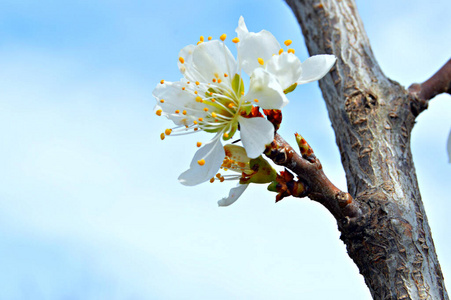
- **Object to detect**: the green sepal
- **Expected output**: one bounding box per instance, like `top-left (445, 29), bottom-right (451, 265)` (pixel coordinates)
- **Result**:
top-left (267, 181), bottom-right (279, 192)
top-left (247, 156), bottom-right (277, 184)
top-left (284, 83), bottom-right (297, 94)
top-left (231, 74), bottom-right (244, 96)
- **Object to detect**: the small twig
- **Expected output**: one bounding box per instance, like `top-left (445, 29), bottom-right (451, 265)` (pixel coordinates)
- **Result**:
top-left (265, 133), bottom-right (362, 224)
top-left (408, 58), bottom-right (451, 114)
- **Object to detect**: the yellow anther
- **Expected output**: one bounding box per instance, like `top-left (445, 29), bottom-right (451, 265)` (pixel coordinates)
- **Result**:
top-left (165, 129), bottom-right (172, 135)
top-left (210, 178), bottom-right (215, 183)
top-left (216, 173), bottom-right (222, 178)
top-left (197, 141), bottom-right (202, 147)
top-left (241, 91), bottom-right (245, 95)
top-left (211, 98), bottom-right (216, 102)
top-left (203, 107), bottom-right (209, 112)
top-left (197, 41), bottom-right (202, 45)
top-left (208, 36), bottom-right (212, 40)
top-left (217, 79), bottom-right (222, 83)
top-left (175, 109), bottom-right (180, 114)
top-left (160, 99), bottom-right (165, 103)
top-left (279, 48), bottom-right (284, 55)
top-left (223, 132), bottom-right (229, 138)
top-left (182, 110), bottom-right (187, 115)
top-left (187, 81), bottom-right (190, 84)
top-left (198, 117), bottom-right (203, 122)
top-left (224, 73), bottom-right (228, 77)
top-left (194, 91), bottom-right (198, 94)
top-left (197, 159), bottom-right (206, 166)
top-left (219, 177), bottom-right (225, 182)
top-left (211, 112), bottom-right (217, 118)
top-left (209, 92), bottom-right (213, 96)
top-left (254, 99), bottom-right (259, 103)
top-left (160, 133), bottom-right (165, 140)
top-left (193, 120), bottom-right (198, 125)
top-left (258, 57), bottom-right (264, 65)
top-left (212, 78), bottom-right (216, 83)
top-left (195, 96), bottom-right (203, 102)
top-left (179, 57), bottom-right (185, 64)
top-left (228, 103), bottom-right (235, 108)
top-left (232, 37), bottom-right (240, 43)
top-left (195, 81), bottom-right (200, 85)
top-left (288, 48), bottom-right (295, 54)
top-left (194, 127), bottom-right (199, 131)
top-left (284, 40), bottom-right (292, 46)
top-left (160, 80), bottom-right (165, 84)
top-left (220, 34), bottom-right (227, 41)
top-left (182, 87), bottom-right (185, 90)
top-left (156, 109), bottom-right (162, 116)
top-left (200, 36), bottom-right (204, 42)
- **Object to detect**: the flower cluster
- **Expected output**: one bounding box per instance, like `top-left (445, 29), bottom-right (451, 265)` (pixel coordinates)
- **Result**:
top-left (153, 16), bottom-right (336, 205)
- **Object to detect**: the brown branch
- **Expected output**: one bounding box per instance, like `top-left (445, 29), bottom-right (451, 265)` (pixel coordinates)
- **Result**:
top-left (408, 58), bottom-right (451, 114)
top-left (265, 133), bottom-right (362, 225)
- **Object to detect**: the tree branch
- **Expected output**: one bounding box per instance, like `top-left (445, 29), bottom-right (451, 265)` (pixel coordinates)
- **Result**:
top-left (265, 133), bottom-right (362, 225)
top-left (408, 58), bottom-right (451, 115)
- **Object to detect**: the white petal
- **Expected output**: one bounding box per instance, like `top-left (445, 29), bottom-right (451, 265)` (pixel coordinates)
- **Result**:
top-left (236, 19), bottom-right (281, 75)
top-left (236, 16), bottom-right (249, 40)
top-left (217, 184), bottom-right (249, 207)
top-left (224, 144), bottom-right (250, 173)
top-left (238, 116), bottom-right (274, 158)
top-left (297, 55), bottom-right (336, 84)
top-left (245, 68), bottom-right (288, 109)
top-left (178, 135), bottom-right (225, 186)
top-left (447, 128), bottom-right (451, 163)
top-left (153, 81), bottom-right (205, 125)
top-left (183, 40), bottom-right (237, 84)
top-left (178, 44), bottom-right (195, 77)
top-left (266, 53), bottom-right (302, 90)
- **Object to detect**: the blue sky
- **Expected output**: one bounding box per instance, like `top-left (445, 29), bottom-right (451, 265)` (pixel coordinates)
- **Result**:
top-left (0, 0), bottom-right (450, 299)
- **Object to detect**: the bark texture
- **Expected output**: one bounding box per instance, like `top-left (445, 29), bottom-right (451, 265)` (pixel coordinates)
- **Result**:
top-left (285, 0), bottom-right (448, 299)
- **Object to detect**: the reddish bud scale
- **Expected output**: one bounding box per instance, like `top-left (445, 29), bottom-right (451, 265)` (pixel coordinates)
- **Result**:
top-left (263, 109), bottom-right (282, 131)
top-left (270, 169), bottom-right (309, 202)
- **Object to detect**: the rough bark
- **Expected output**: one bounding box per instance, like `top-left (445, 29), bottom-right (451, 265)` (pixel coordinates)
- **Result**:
top-left (284, 0), bottom-right (449, 299)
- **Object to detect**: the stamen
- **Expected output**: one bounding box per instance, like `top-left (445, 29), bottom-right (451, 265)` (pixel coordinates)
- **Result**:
top-left (195, 96), bottom-right (203, 102)
top-left (279, 49), bottom-right (283, 55)
top-left (224, 73), bottom-right (228, 77)
top-left (232, 37), bottom-right (240, 43)
top-left (182, 87), bottom-right (185, 90)
top-left (212, 78), bottom-right (217, 83)
top-left (193, 120), bottom-right (198, 125)
top-left (194, 91), bottom-right (198, 94)
top-left (284, 40), bottom-right (292, 46)
top-left (200, 36), bottom-right (204, 42)
top-left (195, 81), bottom-right (200, 85)
top-left (197, 41), bottom-right (202, 45)
top-left (182, 110), bottom-right (187, 115)
top-left (156, 109), bottom-right (162, 116)
top-left (216, 173), bottom-right (222, 178)
top-left (203, 107), bottom-right (209, 112)
top-left (288, 48), bottom-right (295, 54)
top-left (210, 178), bottom-right (215, 183)
top-left (179, 57), bottom-right (185, 64)
top-left (217, 79), bottom-right (222, 83)
top-left (258, 58), bottom-right (264, 65)
top-left (198, 117), bottom-right (203, 122)
top-left (254, 99), bottom-right (259, 103)
top-left (197, 142), bottom-right (202, 147)
top-left (197, 159), bottom-right (206, 166)
top-left (211, 112), bottom-right (217, 118)
top-left (160, 99), bottom-right (165, 103)
top-left (228, 103), bottom-right (235, 108)
top-left (160, 133), bottom-right (165, 140)
top-left (220, 34), bottom-right (227, 41)
top-left (208, 36), bottom-right (212, 41)
top-left (165, 129), bottom-right (172, 135)
top-left (175, 110), bottom-right (180, 114)
top-left (160, 80), bottom-right (165, 84)
top-left (223, 132), bottom-right (229, 138)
